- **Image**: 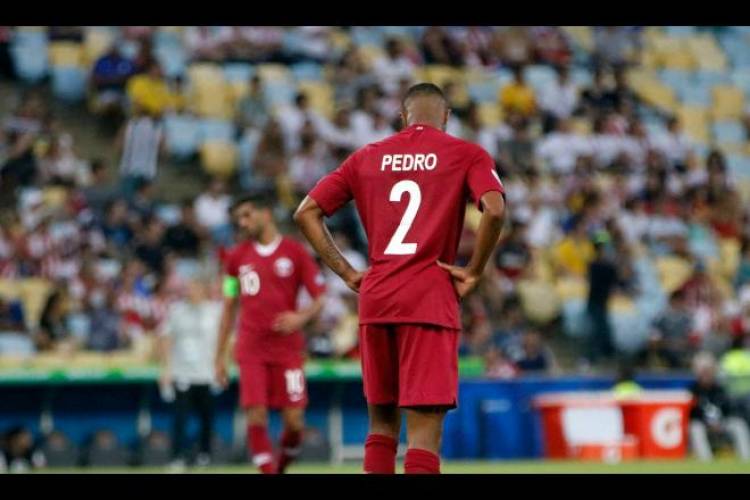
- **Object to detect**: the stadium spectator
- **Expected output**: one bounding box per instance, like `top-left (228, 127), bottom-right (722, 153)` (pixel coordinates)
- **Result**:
top-left (194, 178), bottom-right (232, 246)
top-left (0, 426), bottom-right (45, 473)
top-left (0, 27), bottom-right (13, 80)
top-left (129, 178), bottom-right (157, 222)
top-left (372, 37), bottom-right (415, 96)
top-left (506, 329), bottom-right (559, 374)
top-left (116, 107), bottom-right (165, 199)
top-left (494, 220), bottom-right (531, 281)
top-left (236, 75), bottom-right (269, 132)
top-left (184, 26), bottom-right (225, 62)
top-left (159, 275), bottom-right (221, 469)
top-left (288, 126), bottom-right (332, 194)
top-left (535, 118), bottom-right (591, 175)
top-left (592, 26), bottom-right (639, 69)
top-left (34, 289), bottom-right (71, 351)
top-left (612, 363), bottom-right (643, 398)
top-left (420, 26), bottom-right (463, 67)
top-left (552, 217), bottom-right (595, 277)
top-left (125, 62), bottom-right (180, 117)
top-left (719, 335), bottom-right (750, 424)
top-left (80, 159), bottom-right (115, 223)
top-left (499, 65), bottom-right (536, 118)
top-left (493, 27), bottom-right (534, 66)
top-left (89, 43), bottom-right (136, 127)
top-left (639, 289), bottom-right (694, 369)
top-left (586, 234), bottom-right (619, 364)
top-left (689, 352), bottom-right (750, 461)
top-left (484, 344), bottom-right (519, 379)
top-left (85, 288), bottom-right (124, 352)
top-left (0, 290), bottom-right (25, 331)
top-left (538, 65), bottom-right (579, 131)
top-left (134, 216), bottom-right (167, 274)
top-left (162, 200), bottom-right (204, 260)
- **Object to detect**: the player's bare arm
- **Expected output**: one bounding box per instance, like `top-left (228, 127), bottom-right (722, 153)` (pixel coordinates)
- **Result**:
top-left (293, 196), bottom-right (365, 293)
top-left (437, 191), bottom-right (505, 298)
top-left (214, 294), bottom-right (239, 387)
top-left (272, 295), bottom-right (326, 334)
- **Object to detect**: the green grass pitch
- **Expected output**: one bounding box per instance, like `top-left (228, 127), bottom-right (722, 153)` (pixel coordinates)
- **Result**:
top-left (37, 458), bottom-right (749, 474)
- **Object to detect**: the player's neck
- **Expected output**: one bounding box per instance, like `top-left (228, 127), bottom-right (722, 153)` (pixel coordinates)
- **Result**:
top-left (406, 120), bottom-right (443, 131)
top-left (257, 225), bottom-right (280, 246)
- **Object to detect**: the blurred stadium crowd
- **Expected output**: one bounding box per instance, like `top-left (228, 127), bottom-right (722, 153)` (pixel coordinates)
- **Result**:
top-left (1, 25), bottom-right (750, 380)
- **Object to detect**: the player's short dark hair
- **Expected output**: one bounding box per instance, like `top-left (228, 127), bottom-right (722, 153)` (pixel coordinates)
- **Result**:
top-left (402, 82), bottom-right (448, 108)
top-left (230, 191), bottom-right (276, 213)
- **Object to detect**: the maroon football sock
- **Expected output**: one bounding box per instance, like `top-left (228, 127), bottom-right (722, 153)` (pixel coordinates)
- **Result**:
top-left (276, 427), bottom-right (302, 474)
top-left (404, 448), bottom-right (440, 474)
top-left (363, 433), bottom-right (398, 474)
top-left (248, 424), bottom-right (276, 474)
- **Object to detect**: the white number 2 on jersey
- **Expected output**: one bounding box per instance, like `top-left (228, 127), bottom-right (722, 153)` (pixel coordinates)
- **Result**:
top-left (384, 180), bottom-right (421, 255)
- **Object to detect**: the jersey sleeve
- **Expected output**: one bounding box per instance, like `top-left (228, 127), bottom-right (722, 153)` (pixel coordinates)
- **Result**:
top-left (296, 244), bottom-right (326, 299)
top-left (307, 150), bottom-right (356, 216)
top-left (466, 147), bottom-right (505, 209)
top-left (223, 246), bottom-right (239, 277)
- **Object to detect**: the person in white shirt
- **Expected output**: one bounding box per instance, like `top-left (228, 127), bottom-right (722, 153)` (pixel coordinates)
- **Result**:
top-left (652, 116), bottom-right (693, 170)
top-left (371, 38), bottom-right (415, 96)
top-left (194, 178), bottom-right (232, 245)
top-left (538, 65), bottom-right (579, 129)
top-left (159, 276), bottom-right (222, 469)
top-left (535, 118), bottom-right (592, 174)
top-left (183, 26), bottom-right (225, 62)
top-left (276, 92), bottom-right (324, 154)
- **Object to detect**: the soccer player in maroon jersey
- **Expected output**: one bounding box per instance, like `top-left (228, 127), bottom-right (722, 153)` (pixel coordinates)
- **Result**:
top-left (214, 192), bottom-right (327, 474)
top-left (294, 83), bottom-right (506, 474)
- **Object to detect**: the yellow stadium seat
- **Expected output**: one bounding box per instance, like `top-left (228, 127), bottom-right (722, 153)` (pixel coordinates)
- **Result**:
top-left (228, 80), bottom-right (250, 102)
top-left (661, 50), bottom-right (695, 71)
top-left (424, 65), bottom-right (465, 87)
top-left (555, 277), bottom-right (588, 301)
top-left (357, 45), bottom-right (386, 68)
top-left (633, 80), bottom-right (677, 112)
top-left (738, 179), bottom-right (750, 204)
top-left (711, 85), bottom-right (745, 120)
top-left (201, 140), bottom-right (237, 178)
top-left (42, 186), bottom-right (69, 209)
top-left (0, 279), bottom-right (21, 300)
top-left (517, 279), bottom-right (561, 323)
top-left (48, 42), bottom-right (84, 67)
top-left (639, 48), bottom-right (661, 70)
top-left (570, 117), bottom-right (592, 135)
top-left (477, 102), bottom-right (502, 126)
top-left (655, 256), bottom-right (693, 294)
top-left (717, 143), bottom-right (746, 156)
top-left (297, 81), bottom-right (334, 118)
top-left (83, 29), bottom-right (114, 65)
top-left (257, 63), bottom-right (291, 82)
top-left (562, 26), bottom-right (593, 51)
top-left (187, 63), bottom-right (225, 89)
top-left (18, 278), bottom-right (53, 329)
top-left (676, 105), bottom-right (710, 143)
top-left (329, 28), bottom-right (352, 52)
top-left (718, 238), bottom-right (741, 279)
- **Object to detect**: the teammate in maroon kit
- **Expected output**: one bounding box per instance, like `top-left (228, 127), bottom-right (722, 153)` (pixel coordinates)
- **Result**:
top-left (294, 83), bottom-right (506, 474)
top-left (215, 192), bottom-right (326, 474)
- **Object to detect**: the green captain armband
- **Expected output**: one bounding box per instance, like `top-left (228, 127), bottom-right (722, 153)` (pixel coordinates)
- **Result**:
top-left (223, 275), bottom-right (240, 298)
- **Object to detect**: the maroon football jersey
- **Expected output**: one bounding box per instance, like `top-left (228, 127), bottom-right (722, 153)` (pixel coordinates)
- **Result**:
top-left (308, 123), bottom-right (504, 329)
top-left (224, 236), bottom-right (326, 362)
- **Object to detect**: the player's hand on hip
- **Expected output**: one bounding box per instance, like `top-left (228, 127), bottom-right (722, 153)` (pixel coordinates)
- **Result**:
top-left (272, 311), bottom-right (307, 334)
top-left (343, 268), bottom-right (366, 294)
top-left (436, 260), bottom-right (480, 299)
